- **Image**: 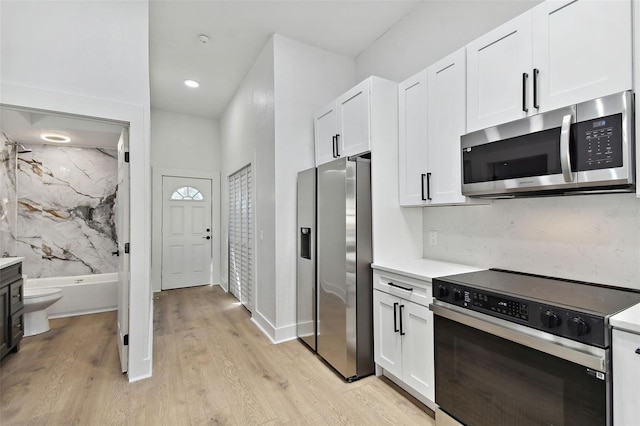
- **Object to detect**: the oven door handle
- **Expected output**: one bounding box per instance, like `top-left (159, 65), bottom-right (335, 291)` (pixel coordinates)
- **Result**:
top-left (430, 301), bottom-right (607, 372)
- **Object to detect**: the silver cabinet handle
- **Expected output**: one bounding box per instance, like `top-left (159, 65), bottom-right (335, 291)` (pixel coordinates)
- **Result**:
top-left (560, 113), bottom-right (574, 182)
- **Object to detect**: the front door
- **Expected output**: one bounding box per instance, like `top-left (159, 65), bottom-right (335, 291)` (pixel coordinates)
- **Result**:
top-left (161, 176), bottom-right (213, 290)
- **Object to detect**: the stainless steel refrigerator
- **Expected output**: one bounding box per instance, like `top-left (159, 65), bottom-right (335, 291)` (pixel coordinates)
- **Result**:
top-left (296, 167), bottom-right (316, 351)
top-left (296, 156), bottom-right (374, 382)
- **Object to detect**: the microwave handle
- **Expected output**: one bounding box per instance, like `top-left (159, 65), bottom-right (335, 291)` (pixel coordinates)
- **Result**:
top-left (560, 113), bottom-right (574, 182)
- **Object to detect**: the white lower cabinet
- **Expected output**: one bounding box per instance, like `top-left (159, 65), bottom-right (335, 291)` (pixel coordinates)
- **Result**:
top-left (613, 329), bottom-right (640, 425)
top-left (373, 271), bottom-right (435, 406)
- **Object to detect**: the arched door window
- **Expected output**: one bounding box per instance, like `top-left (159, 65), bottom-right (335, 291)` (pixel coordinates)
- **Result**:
top-left (170, 186), bottom-right (204, 201)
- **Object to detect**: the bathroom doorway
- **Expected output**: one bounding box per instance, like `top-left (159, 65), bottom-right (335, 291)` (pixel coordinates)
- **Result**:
top-left (0, 104), bottom-right (131, 374)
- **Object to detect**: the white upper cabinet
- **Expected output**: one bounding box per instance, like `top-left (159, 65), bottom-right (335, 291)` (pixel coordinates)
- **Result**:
top-left (398, 48), bottom-right (472, 206)
top-left (466, 0), bottom-right (632, 132)
top-left (337, 79), bottom-right (371, 159)
top-left (426, 49), bottom-right (468, 205)
top-left (466, 12), bottom-right (533, 132)
top-left (314, 79), bottom-right (371, 166)
top-left (531, 0), bottom-right (632, 113)
top-left (314, 101), bottom-right (339, 166)
top-left (314, 77), bottom-right (396, 167)
top-left (398, 69), bottom-right (429, 206)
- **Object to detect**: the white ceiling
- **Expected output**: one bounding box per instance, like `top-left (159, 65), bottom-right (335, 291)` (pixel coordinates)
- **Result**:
top-left (150, 0), bottom-right (422, 119)
top-left (0, 107), bottom-right (124, 150)
top-left (1, 1), bottom-right (420, 149)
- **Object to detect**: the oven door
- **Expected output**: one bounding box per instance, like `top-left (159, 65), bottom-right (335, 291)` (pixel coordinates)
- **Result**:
top-left (431, 302), bottom-right (609, 426)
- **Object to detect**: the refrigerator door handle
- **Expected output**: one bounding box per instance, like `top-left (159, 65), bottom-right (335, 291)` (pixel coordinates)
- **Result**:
top-left (393, 302), bottom-right (399, 333)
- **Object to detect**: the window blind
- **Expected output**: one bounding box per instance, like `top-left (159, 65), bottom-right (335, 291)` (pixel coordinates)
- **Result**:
top-left (228, 165), bottom-right (253, 312)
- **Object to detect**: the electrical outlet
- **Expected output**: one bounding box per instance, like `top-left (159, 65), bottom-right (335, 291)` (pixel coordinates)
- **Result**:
top-left (429, 230), bottom-right (438, 246)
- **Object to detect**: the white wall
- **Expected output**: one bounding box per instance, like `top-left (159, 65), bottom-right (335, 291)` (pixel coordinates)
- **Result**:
top-left (356, 0), bottom-right (640, 290)
top-left (1, 1), bottom-right (152, 381)
top-left (151, 109), bottom-right (221, 172)
top-left (220, 37), bottom-right (276, 327)
top-left (150, 109), bottom-right (222, 291)
top-left (221, 34), bottom-right (355, 343)
top-left (272, 34), bottom-right (355, 341)
top-left (355, 0), bottom-right (541, 82)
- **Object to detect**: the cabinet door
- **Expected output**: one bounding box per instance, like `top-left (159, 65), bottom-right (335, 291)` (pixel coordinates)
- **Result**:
top-left (613, 329), bottom-right (640, 426)
top-left (398, 70), bottom-right (429, 206)
top-left (532, 0), bottom-right (632, 113)
top-left (466, 12), bottom-right (532, 132)
top-left (337, 79), bottom-right (371, 158)
top-left (373, 290), bottom-right (402, 378)
top-left (400, 301), bottom-right (435, 401)
top-left (314, 101), bottom-right (338, 166)
top-left (10, 311), bottom-right (23, 348)
top-left (426, 48), bottom-right (467, 205)
top-left (0, 286), bottom-right (8, 358)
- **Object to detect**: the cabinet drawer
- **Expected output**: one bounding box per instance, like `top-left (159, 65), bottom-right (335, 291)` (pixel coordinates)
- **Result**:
top-left (374, 271), bottom-right (433, 308)
top-left (1, 263), bottom-right (22, 285)
top-left (10, 310), bottom-right (24, 347)
top-left (10, 279), bottom-right (23, 314)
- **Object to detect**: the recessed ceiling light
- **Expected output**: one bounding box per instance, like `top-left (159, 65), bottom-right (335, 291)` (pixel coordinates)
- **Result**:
top-left (184, 79), bottom-right (200, 88)
top-left (41, 133), bottom-right (71, 143)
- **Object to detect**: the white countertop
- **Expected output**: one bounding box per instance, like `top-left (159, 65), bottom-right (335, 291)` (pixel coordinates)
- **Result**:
top-left (0, 257), bottom-right (24, 270)
top-left (610, 302), bottom-right (640, 334)
top-left (372, 258), bottom-right (485, 282)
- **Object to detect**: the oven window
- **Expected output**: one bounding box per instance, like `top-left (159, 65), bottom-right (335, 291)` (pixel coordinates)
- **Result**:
top-left (463, 127), bottom-right (562, 183)
top-left (434, 316), bottom-right (606, 426)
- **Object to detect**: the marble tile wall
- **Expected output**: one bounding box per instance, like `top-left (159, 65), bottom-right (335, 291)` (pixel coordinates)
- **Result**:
top-left (422, 193), bottom-right (640, 290)
top-left (0, 134), bottom-right (17, 257)
top-left (14, 144), bottom-right (118, 278)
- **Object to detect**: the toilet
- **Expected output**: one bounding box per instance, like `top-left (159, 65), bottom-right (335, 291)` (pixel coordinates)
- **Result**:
top-left (23, 287), bottom-right (63, 336)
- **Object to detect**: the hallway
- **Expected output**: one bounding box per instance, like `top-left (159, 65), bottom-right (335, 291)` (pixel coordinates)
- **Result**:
top-left (1, 285), bottom-right (434, 425)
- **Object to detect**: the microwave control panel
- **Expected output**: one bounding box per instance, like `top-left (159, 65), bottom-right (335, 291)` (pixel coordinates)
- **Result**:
top-left (574, 113), bottom-right (623, 171)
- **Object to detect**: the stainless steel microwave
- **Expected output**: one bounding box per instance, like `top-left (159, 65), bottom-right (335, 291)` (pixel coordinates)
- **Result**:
top-left (461, 91), bottom-right (635, 198)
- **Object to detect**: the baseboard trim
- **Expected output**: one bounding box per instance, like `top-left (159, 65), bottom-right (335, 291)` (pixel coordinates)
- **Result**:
top-left (250, 311), bottom-right (297, 344)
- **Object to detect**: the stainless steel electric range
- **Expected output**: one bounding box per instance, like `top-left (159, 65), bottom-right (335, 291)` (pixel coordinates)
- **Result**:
top-left (430, 268), bottom-right (640, 426)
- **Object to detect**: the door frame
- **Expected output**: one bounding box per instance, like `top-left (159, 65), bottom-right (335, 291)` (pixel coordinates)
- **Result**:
top-left (2, 82), bottom-right (152, 382)
top-left (152, 167), bottom-right (220, 293)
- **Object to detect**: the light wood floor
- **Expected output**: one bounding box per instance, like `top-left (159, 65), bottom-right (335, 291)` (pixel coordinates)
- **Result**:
top-left (1, 285), bottom-right (435, 425)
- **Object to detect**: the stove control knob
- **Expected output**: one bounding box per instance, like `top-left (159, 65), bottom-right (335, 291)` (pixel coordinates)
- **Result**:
top-left (438, 285), bottom-right (450, 298)
top-left (568, 317), bottom-right (590, 337)
top-left (453, 289), bottom-right (463, 302)
top-left (541, 310), bottom-right (561, 328)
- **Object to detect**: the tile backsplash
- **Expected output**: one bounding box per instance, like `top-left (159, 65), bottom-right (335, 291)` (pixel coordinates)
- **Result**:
top-left (423, 193), bottom-right (640, 290)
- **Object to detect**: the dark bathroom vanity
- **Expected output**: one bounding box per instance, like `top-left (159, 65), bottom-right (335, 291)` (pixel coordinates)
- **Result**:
top-left (0, 258), bottom-right (24, 361)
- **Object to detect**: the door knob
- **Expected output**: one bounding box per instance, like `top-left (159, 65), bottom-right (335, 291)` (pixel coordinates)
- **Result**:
top-left (206, 228), bottom-right (211, 232)
top-left (203, 236), bottom-right (211, 240)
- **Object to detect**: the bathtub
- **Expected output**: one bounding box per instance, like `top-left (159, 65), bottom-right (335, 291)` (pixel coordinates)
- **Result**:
top-left (25, 272), bottom-right (118, 319)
